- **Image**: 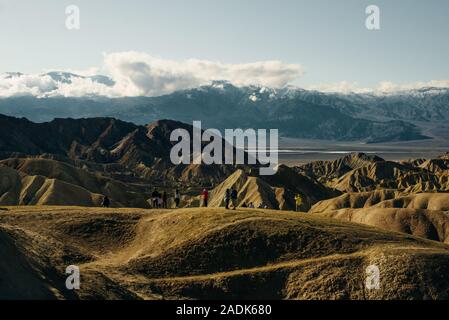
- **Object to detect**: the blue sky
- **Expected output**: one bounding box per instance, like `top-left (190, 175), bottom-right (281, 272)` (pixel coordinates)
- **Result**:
top-left (0, 0), bottom-right (448, 95)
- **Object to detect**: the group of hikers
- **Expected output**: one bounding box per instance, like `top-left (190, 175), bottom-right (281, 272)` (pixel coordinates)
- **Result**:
top-left (200, 188), bottom-right (256, 209)
top-left (101, 187), bottom-right (304, 211)
top-left (150, 188), bottom-right (181, 209)
top-left (101, 189), bottom-right (181, 209)
top-left (223, 188), bottom-right (238, 210)
top-left (200, 190), bottom-right (303, 211)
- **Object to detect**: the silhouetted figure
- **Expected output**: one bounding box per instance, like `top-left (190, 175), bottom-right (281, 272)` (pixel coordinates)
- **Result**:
top-left (231, 188), bottom-right (238, 210)
top-left (241, 202), bottom-right (248, 208)
top-left (248, 202), bottom-right (255, 208)
top-left (101, 196), bottom-right (110, 208)
top-left (157, 196), bottom-right (163, 209)
top-left (174, 189), bottom-right (181, 208)
top-left (224, 189), bottom-right (230, 209)
top-left (162, 191), bottom-right (168, 209)
top-left (152, 188), bottom-right (160, 208)
top-left (201, 189), bottom-right (209, 207)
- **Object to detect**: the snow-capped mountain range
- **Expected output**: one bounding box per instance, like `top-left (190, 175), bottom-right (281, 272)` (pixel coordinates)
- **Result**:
top-left (2, 71), bottom-right (449, 99)
top-left (1, 72), bottom-right (449, 142)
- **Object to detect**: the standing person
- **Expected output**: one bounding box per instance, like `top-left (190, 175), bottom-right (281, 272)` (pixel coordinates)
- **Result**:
top-left (248, 202), bottom-right (255, 208)
top-left (174, 189), bottom-right (181, 208)
top-left (295, 194), bottom-right (303, 212)
top-left (162, 191), bottom-right (168, 209)
top-left (230, 188), bottom-right (238, 210)
top-left (157, 195), bottom-right (163, 209)
top-left (224, 189), bottom-right (230, 209)
top-left (201, 189), bottom-right (209, 207)
top-left (152, 188), bottom-right (160, 208)
top-left (101, 195), bottom-right (110, 208)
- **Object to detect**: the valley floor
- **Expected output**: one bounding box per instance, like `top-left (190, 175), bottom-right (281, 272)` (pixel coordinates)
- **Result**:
top-left (278, 137), bottom-right (449, 165)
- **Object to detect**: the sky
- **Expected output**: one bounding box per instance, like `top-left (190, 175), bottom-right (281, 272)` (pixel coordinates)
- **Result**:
top-left (0, 0), bottom-right (449, 96)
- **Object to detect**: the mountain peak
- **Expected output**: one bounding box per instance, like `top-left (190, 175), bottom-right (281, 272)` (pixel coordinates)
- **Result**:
top-left (344, 152), bottom-right (384, 163)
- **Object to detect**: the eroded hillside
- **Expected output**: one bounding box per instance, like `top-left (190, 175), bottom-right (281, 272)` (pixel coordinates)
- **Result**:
top-left (2, 206), bottom-right (449, 300)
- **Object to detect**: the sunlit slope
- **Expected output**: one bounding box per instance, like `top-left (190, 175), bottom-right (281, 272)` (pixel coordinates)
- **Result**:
top-left (2, 206), bottom-right (449, 299)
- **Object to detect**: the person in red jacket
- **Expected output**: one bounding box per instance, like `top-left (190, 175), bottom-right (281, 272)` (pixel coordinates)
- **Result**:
top-left (201, 189), bottom-right (209, 207)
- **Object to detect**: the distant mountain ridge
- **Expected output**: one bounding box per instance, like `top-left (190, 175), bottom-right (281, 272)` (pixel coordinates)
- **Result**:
top-left (2, 73), bottom-right (449, 142)
top-left (0, 114), bottom-right (239, 188)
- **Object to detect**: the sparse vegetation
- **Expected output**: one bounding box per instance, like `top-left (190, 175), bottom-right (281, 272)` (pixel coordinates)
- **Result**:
top-left (2, 206), bottom-right (449, 300)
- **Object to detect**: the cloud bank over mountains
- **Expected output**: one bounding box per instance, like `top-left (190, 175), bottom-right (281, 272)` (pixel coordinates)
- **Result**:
top-left (0, 52), bottom-right (303, 98)
top-left (1, 51), bottom-right (448, 98)
top-left (104, 52), bottom-right (304, 96)
top-left (306, 80), bottom-right (449, 94)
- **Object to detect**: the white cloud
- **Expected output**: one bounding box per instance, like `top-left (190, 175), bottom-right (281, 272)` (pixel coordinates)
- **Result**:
top-left (1, 52), bottom-right (448, 98)
top-left (0, 52), bottom-right (304, 98)
top-left (46, 76), bottom-right (117, 98)
top-left (0, 74), bottom-right (57, 97)
top-left (376, 80), bottom-right (449, 93)
top-left (306, 80), bottom-right (449, 94)
top-left (0, 72), bottom-right (119, 98)
top-left (305, 81), bottom-right (372, 94)
top-left (103, 51), bottom-right (304, 96)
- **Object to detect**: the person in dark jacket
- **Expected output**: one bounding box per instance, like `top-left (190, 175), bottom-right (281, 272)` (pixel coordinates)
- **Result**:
top-left (224, 189), bottom-right (230, 209)
top-left (152, 188), bottom-right (160, 208)
top-left (162, 191), bottom-right (168, 209)
top-left (230, 188), bottom-right (238, 210)
top-left (101, 195), bottom-right (110, 208)
top-left (174, 189), bottom-right (181, 208)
